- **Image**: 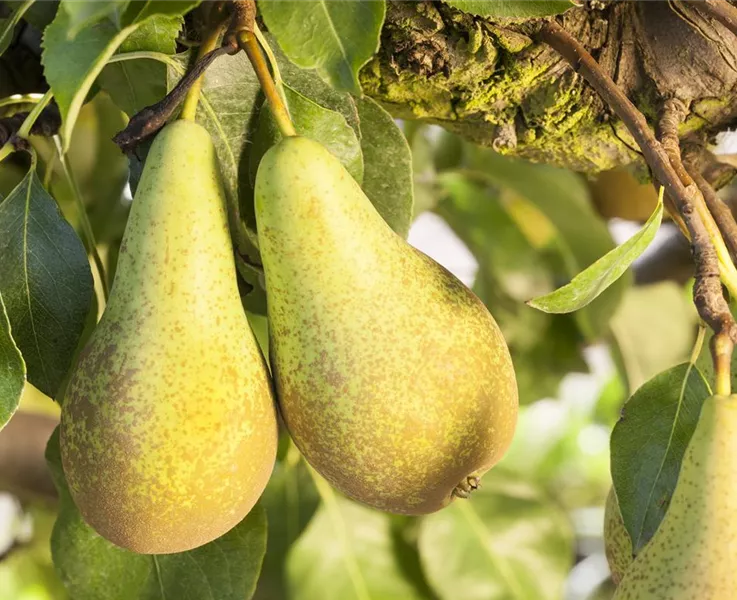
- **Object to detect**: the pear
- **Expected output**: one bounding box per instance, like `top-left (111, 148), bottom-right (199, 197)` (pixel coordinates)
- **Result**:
top-left (604, 487), bottom-right (633, 584)
top-left (254, 136), bottom-right (518, 515)
top-left (613, 394), bottom-right (737, 599)
top-left (60, 121), bottom-right (278, 554)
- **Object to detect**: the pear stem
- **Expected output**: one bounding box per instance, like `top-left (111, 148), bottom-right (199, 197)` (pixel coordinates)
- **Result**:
top-left (253, 23), bottom-right (287, 102)
top-left (711, 333), bottom-right (733, 396)
top-left (53, 136), bottom-right (110, 304)
top-left (180, 11), bottom-right (228, 122)
top-left (237, 30), bottom-right (296, 138)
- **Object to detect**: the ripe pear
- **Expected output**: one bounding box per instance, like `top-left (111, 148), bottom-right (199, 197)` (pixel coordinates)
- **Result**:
top-left (60, 120), bottom-right (278, 554)
top-left (613, 395), bottom-right (737, 599)
top-left (254, 136), bottom-right (518, 515)
top-left (604, 487), bottom-right (633, 584)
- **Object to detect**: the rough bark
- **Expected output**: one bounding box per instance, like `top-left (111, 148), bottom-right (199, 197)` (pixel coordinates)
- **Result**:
top-left (361, 1), bottom-right (737, 174)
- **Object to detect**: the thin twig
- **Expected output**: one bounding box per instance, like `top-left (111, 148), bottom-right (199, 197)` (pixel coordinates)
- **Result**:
top-left (684, 0), bottom-right (737, 38)
top-left (687, 160), bottom-right (737, 263)
top-left (537, 19), bottom-right (737, 300)
top-left (538, 19), bottom-right (737, 392)
top-left (112, 43), bottom-right (236, 154)
top-left (228, 0), bottom-right (295, 137)
top-left (657, 101), bottom-right (737, 338)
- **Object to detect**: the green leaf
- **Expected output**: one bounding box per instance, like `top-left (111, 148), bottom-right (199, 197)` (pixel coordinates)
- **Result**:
top-left (42, 0), bottom-right (194, 150)
top-left (528, 189), bottom-right (663, 313)
top-left (418, 470), bottom-right (574, 600)
top-left (249, 85), bottom-right (364, 186)
top-left (255, 446), bottom-right (320, 600)
top-left (0, 164), bottom-right (93, 398)
top-left (444, 0), bottom-right (572, 18)
top-left (610, 282), bottom-right (698, 394)
top-left (0, 0), bottom-right (35, 56)
top-left (46, 429), bottom-right (267, 600)
top-left (610, 363), bottom-right (711, 554)
top-left (62, 0), bottom-right (126, 39)
top-left (23, 0), bottom-right (59, 31)
top-left (126, 0), bottom-right (200, 23)
top-left (259, 0), bottom-right (386, 94)
top-left (98, 14), bottom-right (182, 115)
top-left (42, 4), bottom-right (141, 150)
top-left (354, 96), bottom-right (414, 238)
top-left (465, 147), bottom-right (627, 340)
top-left (286, 475), bottom-right (430, 600)
top-left (0, 292), bottom-right (25, 430)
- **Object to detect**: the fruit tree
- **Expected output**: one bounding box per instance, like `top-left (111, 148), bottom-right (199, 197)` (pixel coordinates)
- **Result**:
top-left (1, 0), bottom-right (736, 599)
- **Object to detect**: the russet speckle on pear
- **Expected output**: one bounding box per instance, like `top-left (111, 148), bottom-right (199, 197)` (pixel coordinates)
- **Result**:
top-left (254, 136), bottom-right (518, 515)
top-left (60, 121), bottom-right (278, 554)
top-left (604, 487), bottom-right (633, 584)
top-left (613, 395), bottom-right (737, 599)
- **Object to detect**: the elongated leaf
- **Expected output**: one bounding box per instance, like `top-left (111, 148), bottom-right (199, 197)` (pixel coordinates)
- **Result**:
top-left (0, 292), bottom-right (25, 430)
top-left (259, 0), bottom-right (385, 94)
top-left (98, 14), bottom-right (182, 116)
top-left (418, 470), bottom-right (573, 600)
top-left (42, 0), bottom-right (195, 150)
top-left (0, 164), bottom-right (93, 398)
top-left (286, 476), bottom-right (429, 600)
top-left (62, 0), bottom-right (126, 39)
top-left (610, 363), bottom-right (711, 553)
top-left (0, 0), bottom-right (34, 56)
top-left (249, 85), bottom-right (364, 186)
top-left (46, 429), bottom-right (267, 600)
top-left (42, 5), bottom-right (141, 150)
top-left (23, 0), bottom-right (59, 30)
top-left (444, 0), bottom-right (572, 18)
top-left (528, 189), bottom-right (663, 313)
top-left (126, 0), bottom-right (200, 23)
top-left (465, 147), bottom-right (627, 339)
top-left (354, 96), bottom-right (414, 238)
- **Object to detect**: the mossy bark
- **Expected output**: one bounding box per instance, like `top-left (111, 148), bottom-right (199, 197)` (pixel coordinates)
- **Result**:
top-left (361, 1), bottom-right (737, 174)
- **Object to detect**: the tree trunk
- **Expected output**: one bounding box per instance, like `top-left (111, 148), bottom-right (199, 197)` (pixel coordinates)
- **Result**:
top-left (361, 1), bottom-right (737, 174)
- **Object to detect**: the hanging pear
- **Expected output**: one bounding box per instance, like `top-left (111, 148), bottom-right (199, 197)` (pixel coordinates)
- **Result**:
top-left (613, 394), bottom-right (737, 599)
top-left (254, 136), bottom-right (518, 515)
top-left (60, 121), bottom-right (278, 554)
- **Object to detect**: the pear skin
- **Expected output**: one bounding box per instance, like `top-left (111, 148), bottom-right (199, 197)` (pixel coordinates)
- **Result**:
top-left (255, 136), bottom-right (518, 515)
top-left (60, 121), bottom-right (278, 554)
top-left (613, 395), bottom-right (737, 599)
top-left (604, 487), bottom-right (633, 584)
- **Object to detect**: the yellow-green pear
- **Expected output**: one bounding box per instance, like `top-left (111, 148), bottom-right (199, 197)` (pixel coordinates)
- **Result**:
top-left (613, 395), bottom-right (737, 599)
top-left (604, 487), bottom-right (633, 584)
top-left (60, 121), bottom-right (278, 554)
top-left (254, 136), bottom-right (518, 515)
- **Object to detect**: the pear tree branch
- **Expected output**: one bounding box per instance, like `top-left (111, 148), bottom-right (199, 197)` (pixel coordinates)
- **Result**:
top-left (684, 0), bottom-right (737, 37)
top-left (537, 19), bottom-right (737, 393)
top-left (683, 151), bottom-right (737, 264)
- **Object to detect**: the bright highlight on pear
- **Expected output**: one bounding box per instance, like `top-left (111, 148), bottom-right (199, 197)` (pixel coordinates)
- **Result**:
top-left (255, 136), bottom-right (518, 515)
top-left (60, 121), bottom-right (278, 554)
top-left (613, 394), bottom-right (737, 599)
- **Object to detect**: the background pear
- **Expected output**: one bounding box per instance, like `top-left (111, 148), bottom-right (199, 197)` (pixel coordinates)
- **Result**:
top-left (255, 136), bottom-right (518, 515)
top-left (613, 394), bottom-right (737, 599)
top-left (603, 487), bottom-right (633, 584)
top-left (60, 120), bottom-right (278, 554)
